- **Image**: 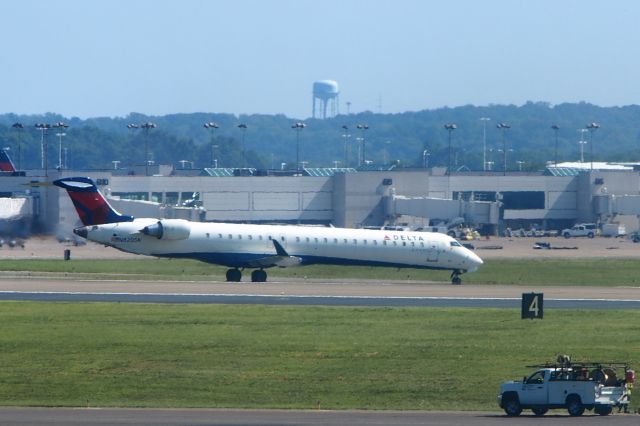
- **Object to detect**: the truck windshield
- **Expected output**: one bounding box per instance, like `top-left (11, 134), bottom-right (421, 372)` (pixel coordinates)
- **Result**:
top-left (526, 371), bottom-right (545, 384)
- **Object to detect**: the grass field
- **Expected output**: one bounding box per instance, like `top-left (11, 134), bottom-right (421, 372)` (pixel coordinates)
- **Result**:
top-left (2, 257), bottom-right (640, 285)
top-left (0, 302), bottom-right (638, 411)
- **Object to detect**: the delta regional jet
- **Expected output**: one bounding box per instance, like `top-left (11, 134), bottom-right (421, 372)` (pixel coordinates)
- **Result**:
top-left (55, 177), bottom-right (483, 284)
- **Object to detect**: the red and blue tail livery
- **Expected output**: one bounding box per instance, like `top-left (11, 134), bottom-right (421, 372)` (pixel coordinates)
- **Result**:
top-left (53, 177), bottom-right (134, 226)
top-left (0, 149), bottom-right (16, 172)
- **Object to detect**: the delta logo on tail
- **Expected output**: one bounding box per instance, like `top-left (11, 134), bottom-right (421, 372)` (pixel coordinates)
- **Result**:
top-left (53, 177), bottom-right (133, 225)
top-left (0, 149), bottom-right (16, 172)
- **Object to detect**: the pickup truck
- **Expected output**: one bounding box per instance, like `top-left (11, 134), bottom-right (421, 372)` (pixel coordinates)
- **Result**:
top-left (498, 362), bottom-right (634, 416)
top-left (561, 223), bottom-right (597, 238)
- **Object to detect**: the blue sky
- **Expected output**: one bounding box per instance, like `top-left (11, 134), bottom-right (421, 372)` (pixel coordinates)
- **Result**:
top-left (2, 0), bottom-right (640, 119)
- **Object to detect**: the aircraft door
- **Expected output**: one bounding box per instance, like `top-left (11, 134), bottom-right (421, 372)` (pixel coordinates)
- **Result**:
top-left (425, 240), bottom-right (440, 262)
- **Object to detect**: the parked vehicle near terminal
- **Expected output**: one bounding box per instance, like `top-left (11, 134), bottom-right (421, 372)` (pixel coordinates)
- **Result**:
top-left (498, 356), bottom-right (635, 417)
top-left (561, 223), bottom-right (598, 238)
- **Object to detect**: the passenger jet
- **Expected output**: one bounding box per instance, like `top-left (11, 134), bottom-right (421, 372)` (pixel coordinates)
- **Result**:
top-left (54, 177), bottom-right (483, 284)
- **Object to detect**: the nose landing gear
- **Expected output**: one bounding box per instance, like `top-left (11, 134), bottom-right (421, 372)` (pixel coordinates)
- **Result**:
top-left (451, 269), bottom-right (462, 285)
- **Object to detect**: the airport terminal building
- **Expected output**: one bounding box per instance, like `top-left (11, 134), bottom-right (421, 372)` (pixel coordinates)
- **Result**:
top-left (3, 161), bottom-right (640, 238)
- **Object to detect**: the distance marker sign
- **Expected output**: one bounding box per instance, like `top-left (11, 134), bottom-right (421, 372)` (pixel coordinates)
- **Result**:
top-left (522, 292), bottom-right (543, 319)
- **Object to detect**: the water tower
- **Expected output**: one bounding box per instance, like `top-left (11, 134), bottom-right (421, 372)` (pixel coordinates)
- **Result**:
top-left (312, 80), bottom-right (339, 119)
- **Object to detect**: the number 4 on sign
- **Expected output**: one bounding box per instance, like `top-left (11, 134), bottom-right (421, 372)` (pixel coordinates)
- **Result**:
top-left (521, 293), bottom-right (543, 319)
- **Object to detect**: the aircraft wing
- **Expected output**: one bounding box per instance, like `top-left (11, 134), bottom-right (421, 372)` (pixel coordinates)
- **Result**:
top-left (246, 239), bottom-right (302, 268)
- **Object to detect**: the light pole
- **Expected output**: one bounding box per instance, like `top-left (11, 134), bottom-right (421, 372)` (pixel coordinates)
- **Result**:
top-left (341, 125), bottom-right (351, 167)
top-left (422, 149), bottom-right (430, 169)
top-left (516, 160), bottom-right (525, 171)
top-left (11, 122), bottom-right (23, 170)
top-left (383, 140), bottom-right (391, 165)
top-left (480, 117), bottom-right (490, 170)
top-left (53, 121), bottom-right (69, 170)
top-left (237, 123), bottom-right (247, 168)
top-left (35, 123), bottom-right (51, 177)
top-left (578, 133), bottom-right (588, 163)
top-left (291, 122), bottom-right (306, 171)
top-left (551, 124), bottom-right (560, 167)
top-left (444, 123), bottom-right (457, 175)
top-left (140, 122), bottom-right (156, 176)
top-left (496, 122), bottom-right (510, 175)
top-left (356, 124), bottom-right (369, 166)
top-left (586, 122), bottom-right (600, 171)
top-left (203, 122), bottom-right (219, 168)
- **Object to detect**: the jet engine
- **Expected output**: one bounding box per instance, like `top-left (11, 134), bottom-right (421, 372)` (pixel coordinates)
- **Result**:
top-left (142, 219), bottom-right (191, 240)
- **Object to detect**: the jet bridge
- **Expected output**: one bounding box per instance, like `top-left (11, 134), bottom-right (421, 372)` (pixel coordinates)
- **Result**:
top-left (386, 192), bottom-right (499, 229)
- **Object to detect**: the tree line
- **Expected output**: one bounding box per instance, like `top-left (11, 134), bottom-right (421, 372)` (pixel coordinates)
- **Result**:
top-left (1, 102), bottom-right (640, 172)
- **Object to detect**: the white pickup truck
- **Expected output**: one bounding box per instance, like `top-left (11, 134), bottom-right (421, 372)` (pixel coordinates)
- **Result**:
top-left (561, 223), bottom-right (597, 238)
top-left (497, 362), bottom-right (634, 416)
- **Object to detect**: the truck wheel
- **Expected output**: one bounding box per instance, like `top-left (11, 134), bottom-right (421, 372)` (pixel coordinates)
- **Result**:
top-left (503, 399), bottom-right (522, 417)
top-left (563, 232), bottom-right (570, 239)
top-left (594, 405), bottom-right (612, 416)
top-left (588, 232), bottom-right (595, 238)
top-left (567, 396), bottom-right (584, 416)
top-left (532, 407), bottom-right (548, 416)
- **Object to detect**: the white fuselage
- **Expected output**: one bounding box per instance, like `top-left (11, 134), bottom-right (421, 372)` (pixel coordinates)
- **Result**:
top-left (80, 219), bottom-right (483, 272)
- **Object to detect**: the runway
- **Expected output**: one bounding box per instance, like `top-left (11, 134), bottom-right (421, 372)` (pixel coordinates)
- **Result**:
top-left (0, 407), bottom-right (637, 426)
top-left (0, 276), bottom-right (639, 309)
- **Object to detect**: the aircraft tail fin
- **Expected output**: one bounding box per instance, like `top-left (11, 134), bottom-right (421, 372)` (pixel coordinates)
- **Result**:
top-left (0, 149), bottom-right (16, 172)
top-left (53, 177), bottom-right (134, 226)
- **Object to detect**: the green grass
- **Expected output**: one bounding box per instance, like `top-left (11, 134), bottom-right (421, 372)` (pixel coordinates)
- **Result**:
top-left (0, 302), bottom-right (638, 410)
top-left (2, 258), bottom-right (640, 285)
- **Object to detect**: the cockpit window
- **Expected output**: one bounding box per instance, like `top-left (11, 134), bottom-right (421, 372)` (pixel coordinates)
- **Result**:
top-left (450, 241), bottom-right (462, 247)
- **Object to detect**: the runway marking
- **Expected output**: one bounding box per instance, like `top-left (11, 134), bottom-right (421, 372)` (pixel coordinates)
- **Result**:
top-left (0, 291), bottom-right (638, 303)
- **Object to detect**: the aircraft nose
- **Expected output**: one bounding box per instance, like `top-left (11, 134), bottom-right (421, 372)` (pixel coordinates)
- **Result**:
top-left (73, 226), bottom-right (88, 239)
top-left (466, 251), bottom-right (483, 272)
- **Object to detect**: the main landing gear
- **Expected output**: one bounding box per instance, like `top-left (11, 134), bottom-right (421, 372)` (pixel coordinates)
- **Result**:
top-left (451, 269), bottom-right (462, 285)
top-left (225, 268), bottom-right (268, 283)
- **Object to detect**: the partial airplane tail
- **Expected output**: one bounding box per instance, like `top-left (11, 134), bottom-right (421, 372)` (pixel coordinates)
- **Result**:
top-left (53, 177), bottom-right (134, 226)
top-left (0, 149), bottom-right (16, 172)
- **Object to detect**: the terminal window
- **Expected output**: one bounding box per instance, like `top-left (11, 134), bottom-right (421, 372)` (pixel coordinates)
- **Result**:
top-left (501, 191), bottom-right (545, 209)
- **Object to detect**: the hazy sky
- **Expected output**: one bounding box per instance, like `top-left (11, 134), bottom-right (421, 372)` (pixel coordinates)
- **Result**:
top-left (2, 0), bottom-right (640, 119)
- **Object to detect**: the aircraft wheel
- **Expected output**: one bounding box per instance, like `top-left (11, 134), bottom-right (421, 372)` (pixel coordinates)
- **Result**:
top-left (226, 268), bottom-right (242, 282)
top-left (251, 269), bottom-right (267, 282)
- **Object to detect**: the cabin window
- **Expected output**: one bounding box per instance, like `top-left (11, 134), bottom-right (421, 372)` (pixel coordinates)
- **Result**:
top-left (314, 238), bottom-right (319, 243)
top-left (450, 241), bottom-right (462, 247)
top-left (281, 236), bottom-right (285, 242)
top-left (238, 235), bottom-right (242, 240)
top-left (228, 234), bottom-right (232, 239)
top-left (353, 239), bottom-right (357, 245)
top-left (323, 238), bottom-right (328, 243)
top-left (364, 240), bottom-right (368, 245)
top-left (411, 241), bottom-right (415, 247)
top-left (373, 240), bottom-right (378, 246)
top-left (420, 242), bottom-right (424, 247)
top-left (218, 233), bottom-right (222, 238)
top-left (306, 237), bottom-right (310, 243)
top-left (259, 235), bottom-right (263, 240)
top-left (402, 242), bottom-right (406, 246)
top-left (296, 237), bottom-right (300, 242)
top-left (268, 236), bottom-right (272, 240)
top-left (383, 240), bottom-right (387, 246)
top-left (206, 233), bottom-right (210, 238)
top-left (333, 238), bottom-right (338, 244)
top-left (343, 238), bottom-right (348, 244)
top-left (393, 241), bottom-right (397, 246)
top-left (248, 235), bottom-right (253, 240)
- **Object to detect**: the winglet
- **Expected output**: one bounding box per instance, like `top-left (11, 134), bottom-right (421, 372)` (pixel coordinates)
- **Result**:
top-left (272, 239), bottom-right (289, 256)
top-left (53, 177), bottom-right (134, 226)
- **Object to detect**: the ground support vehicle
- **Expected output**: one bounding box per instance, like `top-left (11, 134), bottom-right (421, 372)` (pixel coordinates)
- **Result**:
top-left (561, 223), bottom-right (598, 238)
top-left (498, 358), bottom-right (635, 416)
